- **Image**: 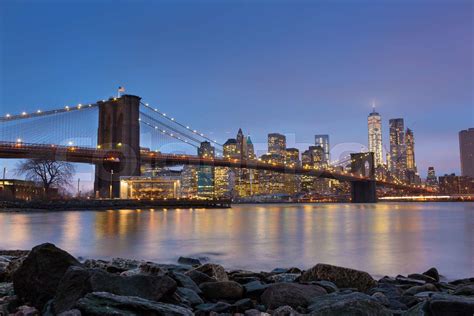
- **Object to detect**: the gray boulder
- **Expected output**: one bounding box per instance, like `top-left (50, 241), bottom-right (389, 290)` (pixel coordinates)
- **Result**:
top-left (403, 283), bottom-right (438, 296)
top-left (454, 284), bottom-right (474, 296)
top-left (261, 283), bottom-right (326, 309)
top-left (193, 263), bottom-right (228, 281)
top-left (244, 280), bottom-right (271, 298)
top-left (428, 293), bottom-right (474, 315)
top-left (267, 273), bottom-right (300, 283)
top-left (169, 271), bottom-right (202, 293)
top-left (76, 291), bottom-right (193, 316)
top-left (422, 267), bottom-right (440, 282)
top-left (178, 256), bottom-right (202, 266)
top-left (200, 281), bottom-right (244, 300)
top-left (53, 266), bottom-right (177, 313)
top-left (300, 263), bottom-right (376, 292)
top-left (272, 305), bottom-right (301, 315)
top-left (13, 243), bottom-right (82, 310)
top-left (175, 287), bottom-right (204, 306)
top-left (308, 292), bottom-right (392, 315)
top-left (185, 269), bottom-right (216, 285)
top-left (195, 301), bottom-right (232, 313)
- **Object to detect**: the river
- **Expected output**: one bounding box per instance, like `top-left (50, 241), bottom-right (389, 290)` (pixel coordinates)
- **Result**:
top-left (0, 202), bottom-right (472, 279)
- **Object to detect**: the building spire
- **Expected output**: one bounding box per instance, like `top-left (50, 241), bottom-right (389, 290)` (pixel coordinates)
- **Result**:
top-left (372, 100), bottom-right (376, 113)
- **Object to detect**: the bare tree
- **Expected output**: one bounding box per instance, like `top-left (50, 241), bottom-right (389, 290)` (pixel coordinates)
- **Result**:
top-left (15, 159), bottom-right (75, 196)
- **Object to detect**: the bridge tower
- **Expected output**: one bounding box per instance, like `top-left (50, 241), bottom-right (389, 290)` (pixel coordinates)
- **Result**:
top-left (350, 152), bottom-right (377, 203)
top-left (94, 95), bottom-right (141, 198)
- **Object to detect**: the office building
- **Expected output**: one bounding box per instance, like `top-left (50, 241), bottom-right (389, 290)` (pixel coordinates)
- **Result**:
top-left (459, 128), bottom-right (474, 178)
top-left (389, 118), bottom-right (407, 180)
top-left (315, 135), bottom-right (330, 163)
top-left (368, 108), bottom-right (383, 166)
top-left (426, 167), bottom-right (438, 186)
top-left (268, 133), bottom-right (286, 155)
top-left (197, 141), bottom-right (215, 198)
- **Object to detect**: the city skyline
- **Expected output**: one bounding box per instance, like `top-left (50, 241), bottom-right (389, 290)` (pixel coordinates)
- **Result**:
top-left (0, 0), bottom-right (472, 179)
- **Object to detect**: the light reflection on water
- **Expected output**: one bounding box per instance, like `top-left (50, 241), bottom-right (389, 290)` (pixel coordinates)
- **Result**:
top-left (0, 202), bottom-right (472, 279)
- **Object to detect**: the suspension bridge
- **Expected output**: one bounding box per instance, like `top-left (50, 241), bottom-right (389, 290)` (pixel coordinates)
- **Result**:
top-left (0, 94), bottom-right (430, 202)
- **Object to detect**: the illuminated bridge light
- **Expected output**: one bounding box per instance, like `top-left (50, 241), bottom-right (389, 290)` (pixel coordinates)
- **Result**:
top-left (5, 114), bottom-right (10, 118)
top-left (65, 106), bottom-right (70, 110)
top-left (37, 110), bottom-right (41, 113)
top-left (21, 112), bottom-right (27, 116)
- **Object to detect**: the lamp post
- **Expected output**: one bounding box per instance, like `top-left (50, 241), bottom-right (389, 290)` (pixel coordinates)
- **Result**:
top-left (109, 169), bottom-right (114, 199)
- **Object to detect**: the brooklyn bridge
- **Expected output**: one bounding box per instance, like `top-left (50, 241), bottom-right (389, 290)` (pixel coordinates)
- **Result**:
top-left (0, 94), bottom-right (430, 202)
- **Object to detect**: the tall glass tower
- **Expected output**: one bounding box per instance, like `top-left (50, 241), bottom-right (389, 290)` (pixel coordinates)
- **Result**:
top-left (314, 135), bottom-right (330, 163)
top-left (368, 108), bottom-right (383, 166)
top-left (389, 118), bottom-right (407, 179)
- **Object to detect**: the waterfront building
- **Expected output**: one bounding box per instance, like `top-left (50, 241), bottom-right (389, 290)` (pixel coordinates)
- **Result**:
top-left (389, 118), bottom-right (407, 181)
top-left (284, 148), bottom-right (301, 194)
top-left (315, 135), bottom-right (330, 163)
top-left (197, 141), bottom-right (215, 198)
top-left (459, 128), bottom-right (474, 178)
top-left (438, 174), bottom-right (474, 194)
top-left (120, 175), bottom-right (181, 199)
top-left (406, 128), bottom-right (416, 171)
top-left (259, 153), bottom-right (286, 194)
top-left (0, 179), bottom-right (45, 200)
top-left (236, 128), bottom-right (248, 159)
top-left (223, 138), bottom-right (238, 158)
top-left (368, 108), bottom-right (383, 166)
top-left (268, 133), bottom-right (286, 155)
top-left (181, 165), bottom-right (197, 197)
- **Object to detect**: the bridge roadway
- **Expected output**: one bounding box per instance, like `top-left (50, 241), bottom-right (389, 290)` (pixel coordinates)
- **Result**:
top-left (0, 141), bottom-right (429, 192)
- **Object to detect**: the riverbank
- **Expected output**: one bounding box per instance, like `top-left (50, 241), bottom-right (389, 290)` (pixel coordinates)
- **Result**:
top-left (0, 198), bottom-right (231, 211)
top-left (1, 244), bottom-right (473, 315)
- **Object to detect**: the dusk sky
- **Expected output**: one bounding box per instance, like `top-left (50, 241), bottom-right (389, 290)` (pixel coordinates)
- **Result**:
top-left (0, 0), bottom-right (472, 185)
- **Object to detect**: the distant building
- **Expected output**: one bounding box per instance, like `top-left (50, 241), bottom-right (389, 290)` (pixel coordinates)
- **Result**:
top-left (459, 128), bottom-right (474, 178)
top-left (268, 133), bottom-right (286, 155)
top-left (405, 128), bottom-right (416, 171)
top-left (438, 174), bottom-right (474, 195)
top-left (247, 136), bottom-right (256, 159)
top-left (368, 108), bottom-right (383, 166)
top-left (197, 141), bottom-right (215, 198)
top-left (315, 135), bottom-right (330, 163)
top-left (426, 167), bottom-right (438, 186)
top-left (181, 165), bottom-right (197, 197)
top-left (223, 138), bottom-right (238, 158)
top-left (389, 118), bottom-right (407, 180)
top-left (0, 179), bottom-right (44, 200)
top-left (236, 128), bottom-right (247, 159)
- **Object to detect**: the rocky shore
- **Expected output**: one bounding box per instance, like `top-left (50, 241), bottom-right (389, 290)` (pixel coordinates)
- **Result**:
top-left (1, 244), bottom-right (473, 315)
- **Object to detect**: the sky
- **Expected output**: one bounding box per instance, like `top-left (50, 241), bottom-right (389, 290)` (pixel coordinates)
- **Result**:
top-left (0, 0), bottom-right (473, 188)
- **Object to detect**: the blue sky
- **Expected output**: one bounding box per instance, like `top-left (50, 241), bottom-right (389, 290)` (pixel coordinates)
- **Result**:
top-left (0, 0), bottom-right (472, 187)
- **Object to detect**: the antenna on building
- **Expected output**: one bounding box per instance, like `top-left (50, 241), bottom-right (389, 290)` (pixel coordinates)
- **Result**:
top-left (372, 100), bottom-right (376, 112)
top-left (118, 86), bottom-right (125, 98)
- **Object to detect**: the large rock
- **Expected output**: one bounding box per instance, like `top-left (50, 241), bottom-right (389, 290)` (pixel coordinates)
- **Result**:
top-left (300, 263), bottom-right (377, 292)
top-left (53, 266), bottom-right (177, 313)
top-left (193, 263), bottom-right (228, 281)
top-left (200, 281), bottom-right (244, 300)
top-left (261, 283), bottom-right (326, 309)
top-left (422, 267), bottom-right (440, 282)
top-left (267, 273), bottom-right (300, 283)
top-left (76, 291), bottom-right (193, 316)
top-left (178, 256), bottom-right (202, 266)
top-left (12, 243), bottom-right (81, 309)
top-left (308, 292), bottom-right (392, 315)
top-left (428, 293), bottom-right (474, 315)
top-left (403, 283), bottom-right (438, 296)
top-left (169, 271), bottom-right (202, 293)
top-left (175, 287), bottom-right (204, 306)
top-left (185, 269), bottom-right (216, 285)
top-left (244, 280), bottom-right (271, 298)
top-left (454, 284), bottom-right (474, 296)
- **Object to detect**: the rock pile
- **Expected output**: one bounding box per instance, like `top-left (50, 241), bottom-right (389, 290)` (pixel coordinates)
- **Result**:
top-left (0, 243), bottom-right (473, 315)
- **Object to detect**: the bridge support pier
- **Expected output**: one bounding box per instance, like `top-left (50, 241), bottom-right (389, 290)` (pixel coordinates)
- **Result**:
top-left (94, 95), bottom-right (141, 198)
top-left (351, 180), bottom-right (377, 203)
top-left (350, 152), bottom-right (377, 203)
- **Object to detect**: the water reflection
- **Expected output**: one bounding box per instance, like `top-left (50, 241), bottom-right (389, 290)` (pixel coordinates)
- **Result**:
top-left (0, 202), bottom-right (472, 279)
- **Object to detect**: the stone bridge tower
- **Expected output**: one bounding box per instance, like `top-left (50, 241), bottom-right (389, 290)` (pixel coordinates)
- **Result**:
top-left (350, 152), bottom-right (377, 203)
top-left (94, 95), bottom-right (141, 198)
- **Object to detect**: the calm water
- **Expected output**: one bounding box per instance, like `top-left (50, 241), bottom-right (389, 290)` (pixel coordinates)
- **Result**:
top-left (0, 203), bottom-right (473, 279)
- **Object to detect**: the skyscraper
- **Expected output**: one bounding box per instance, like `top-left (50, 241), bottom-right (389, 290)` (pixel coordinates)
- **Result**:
top-left (405, 128), bottom-right (416, 171)
top-left (315, 135), bottom-right (330, 163)
top-left (197, 141), bottom-right (215, 198)
top-left (236, 128), bottom-right (247, 159)
top-left (247, 136), bottom-right (256, 159)
top-left (389, 118), bottom-right (407, 179)
top-left (459, 128), bottom-right (474, 178)
top-left (268, 133), bottom-right (286, 155)
top-left (367, 108), bottom-right (383, 166)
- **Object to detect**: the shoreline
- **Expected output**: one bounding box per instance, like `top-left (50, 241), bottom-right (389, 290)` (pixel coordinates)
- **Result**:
top-left (1, 244), bottom-right (473, 315)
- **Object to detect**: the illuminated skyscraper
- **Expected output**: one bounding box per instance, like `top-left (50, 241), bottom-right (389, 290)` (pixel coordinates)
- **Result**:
top-left (268, 133), bottom-right (286, 155)
top-left (197, 141), bottom-right (215, 198)
top-left (367, 108), bottom-right (383, 166)
top-left (315, 135), bottom-right (330, 163)
top-left (247, 136), bottom-right (255, 159)
top-left (459, 128), bottom-right (474, 178)
top-left (389, 118), bottom-right (407, 180)
top-left (406, 128), bottom-right (416, 171)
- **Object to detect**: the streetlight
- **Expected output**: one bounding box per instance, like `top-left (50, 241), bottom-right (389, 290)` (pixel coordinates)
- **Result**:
top-left (109, 169), bottom-right (114, 199)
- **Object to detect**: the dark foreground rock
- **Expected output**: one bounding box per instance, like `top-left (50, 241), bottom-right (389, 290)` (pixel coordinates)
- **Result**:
top-left (2, 243), bottom-right (473, 315)
top-left (308, 292), bottom-right (392, 315)
top-left (12, 243), bottom-right (81, 309)
top-left (300, 263), bottom-right (377, 292)
top-left (261, 282), bottom-right (327, 309)
top-left (76, 291), bottom-right (193, 315)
